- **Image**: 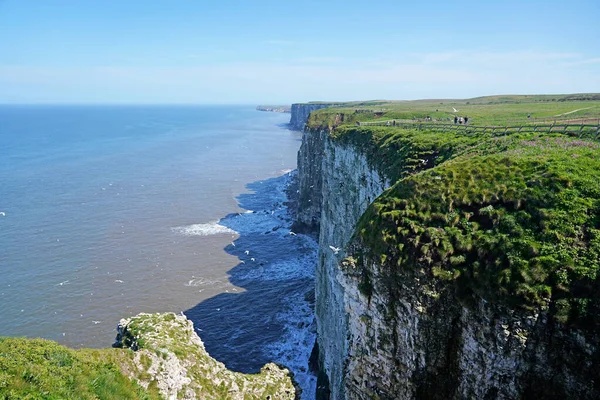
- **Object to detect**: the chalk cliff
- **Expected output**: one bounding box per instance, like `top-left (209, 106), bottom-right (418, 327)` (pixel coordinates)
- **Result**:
top-left (315, 137), bottom-right (390, 399)
top-left (293, 106), bottom-right (600, 400)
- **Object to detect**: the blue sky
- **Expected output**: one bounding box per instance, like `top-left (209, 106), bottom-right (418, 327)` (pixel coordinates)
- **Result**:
top-left (1, 0), bottom-right (599, 104)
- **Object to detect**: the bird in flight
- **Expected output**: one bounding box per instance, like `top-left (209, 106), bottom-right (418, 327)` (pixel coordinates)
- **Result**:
top-left (329, 245), bottom-right (341, 254)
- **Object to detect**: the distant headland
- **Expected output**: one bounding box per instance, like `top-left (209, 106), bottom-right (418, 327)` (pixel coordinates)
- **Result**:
top-left (256, 105), bottom-right (291, 113)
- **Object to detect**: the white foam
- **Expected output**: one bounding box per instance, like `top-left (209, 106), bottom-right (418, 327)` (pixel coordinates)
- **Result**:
top-left (236, 251), bottom-right (317, 282)
top-left (265, 288), bottom-right (317, 400)
top-left (172, 222), bottom-right (237, 237)
top-left (185, 276), bottom-right (225, 287)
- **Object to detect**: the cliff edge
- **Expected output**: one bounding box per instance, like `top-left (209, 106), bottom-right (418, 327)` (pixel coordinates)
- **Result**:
top-left (289, 103), bottom-right (338, 131)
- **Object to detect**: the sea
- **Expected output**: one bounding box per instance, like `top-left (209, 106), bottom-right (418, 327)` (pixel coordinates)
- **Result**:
top-left (0, 105), bottom-right (317, 397)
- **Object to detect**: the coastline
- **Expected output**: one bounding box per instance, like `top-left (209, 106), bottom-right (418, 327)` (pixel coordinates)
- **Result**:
top-left (181, 169), bottom-right (317, 398)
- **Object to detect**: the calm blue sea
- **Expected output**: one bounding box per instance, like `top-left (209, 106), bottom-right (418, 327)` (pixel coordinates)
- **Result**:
top-left (0, 105), bottom-right (317, 397)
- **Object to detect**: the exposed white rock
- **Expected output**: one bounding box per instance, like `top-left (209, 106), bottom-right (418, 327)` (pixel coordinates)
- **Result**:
top-left (114, 313), bottom-right (298, 400)
top-left (315, 139), bottom-right (390, 400)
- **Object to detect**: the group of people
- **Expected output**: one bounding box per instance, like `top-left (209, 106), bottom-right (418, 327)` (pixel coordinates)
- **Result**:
top-left (454, 116), bottom-right (469, 125)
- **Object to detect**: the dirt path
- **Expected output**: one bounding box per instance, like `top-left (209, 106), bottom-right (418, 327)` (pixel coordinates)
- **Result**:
top-left (555, 106), bottom-right (594, 117)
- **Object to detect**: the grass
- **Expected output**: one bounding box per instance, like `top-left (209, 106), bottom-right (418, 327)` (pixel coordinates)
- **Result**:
top-left (0, 337), bottom-right (159, 400)
top-left (329, 125), bottom-right (486, 182)
top-left (307, 95), bottom-right (600, 328)
top-left (305, 94), bottom-right (600, 129)
top-left (353, 133), bottom-right (600, 327)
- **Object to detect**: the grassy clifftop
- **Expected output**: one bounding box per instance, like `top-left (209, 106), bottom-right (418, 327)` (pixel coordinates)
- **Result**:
top-left (329, 126), bottom-right (483, 182)
top-left (0, 337), bottom-right (158, 400)
top-left (350, 131), bottom-right (600, 328)
top-left (305, 94), bottom-right (600, 129)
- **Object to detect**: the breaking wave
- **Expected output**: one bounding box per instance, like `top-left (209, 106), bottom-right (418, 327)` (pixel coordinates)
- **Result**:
top-left (172, 222), bottom-right (237, 236)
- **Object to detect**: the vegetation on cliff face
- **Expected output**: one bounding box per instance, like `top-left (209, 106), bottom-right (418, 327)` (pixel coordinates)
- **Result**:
top-left (301, 95), bottom-right (600, 328)
top-left (355, 133), bottom-right (600, 327)
top-left (329, 126), bottom-right (483, 182)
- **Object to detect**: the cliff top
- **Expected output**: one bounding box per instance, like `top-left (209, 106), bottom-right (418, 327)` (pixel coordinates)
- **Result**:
top-left (349, 130), bottom-right (600, 329)
top-left (303, 93), bottom-right (600, 129)
top-left (256, 105), bottom-right (291, 113)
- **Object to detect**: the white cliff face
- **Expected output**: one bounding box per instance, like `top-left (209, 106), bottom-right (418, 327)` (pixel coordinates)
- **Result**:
top-left (340, 257), bottom-right (598, 399)
top-left (295, 129), bottom-right (328, 233)
top-left (338, 261), bottom-right (535, 399)
top-left (315, 140), bottom-right (390, 400)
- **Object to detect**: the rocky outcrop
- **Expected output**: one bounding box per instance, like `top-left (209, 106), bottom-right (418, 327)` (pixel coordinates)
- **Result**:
top-left (297, 125), bottom-right (600, 399)
top-left (114, 313), bottom-right (298, 400)
top-left (289, 104), bottom-right (336, 131)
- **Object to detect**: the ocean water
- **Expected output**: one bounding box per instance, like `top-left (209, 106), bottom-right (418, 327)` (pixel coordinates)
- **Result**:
top-left (0, 105), bottom-right (317, 397)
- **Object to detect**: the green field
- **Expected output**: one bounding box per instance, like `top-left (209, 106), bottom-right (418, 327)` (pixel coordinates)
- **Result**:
top-left (306, 94), bottom-right (600, 129)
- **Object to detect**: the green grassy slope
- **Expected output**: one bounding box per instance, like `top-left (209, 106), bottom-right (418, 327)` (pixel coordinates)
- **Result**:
top-left (350, 131), bottom-right (600, 327)
top-left (0, 337), bottom-right (159, 400)
top-left (329, 126), bottom-right (484, 182)
top-left (0, 313), bottom-right (297, 399)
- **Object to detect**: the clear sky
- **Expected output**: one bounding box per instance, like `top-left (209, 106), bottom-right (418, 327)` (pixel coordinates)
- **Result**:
top-left (1, 0), bottom-right (599, 104)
